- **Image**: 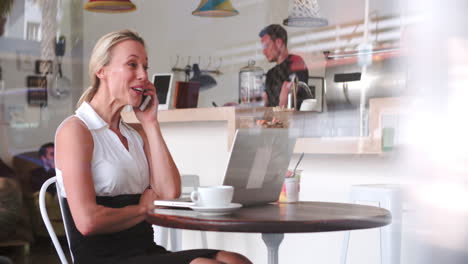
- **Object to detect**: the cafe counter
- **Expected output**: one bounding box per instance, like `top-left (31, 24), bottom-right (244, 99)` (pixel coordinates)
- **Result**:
top-left (121, 97), bottom-right (405, 154)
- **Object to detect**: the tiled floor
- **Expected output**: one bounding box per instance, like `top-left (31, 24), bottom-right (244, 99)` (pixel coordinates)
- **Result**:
top-left (0, 237), bottom-right (70, 264)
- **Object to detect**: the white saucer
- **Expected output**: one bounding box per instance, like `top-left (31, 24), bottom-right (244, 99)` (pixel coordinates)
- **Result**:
top-left (190, 203), bottom-right (242, 216)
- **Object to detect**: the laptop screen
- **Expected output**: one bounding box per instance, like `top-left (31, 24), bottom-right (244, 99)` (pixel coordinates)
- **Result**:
top-left (153, 73), bottom-right (173, 110)
top-left (223, 128), bottom-right (298, 206)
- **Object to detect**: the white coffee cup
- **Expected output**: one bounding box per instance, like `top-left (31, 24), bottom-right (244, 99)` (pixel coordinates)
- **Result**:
top-left (190, 186), bottom-right (234, 208)
top-left (300, 99), bottom-right (317, 111)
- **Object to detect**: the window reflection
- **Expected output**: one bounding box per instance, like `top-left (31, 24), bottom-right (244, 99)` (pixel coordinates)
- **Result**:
top-left (0, 1), bottom-right (467, 263)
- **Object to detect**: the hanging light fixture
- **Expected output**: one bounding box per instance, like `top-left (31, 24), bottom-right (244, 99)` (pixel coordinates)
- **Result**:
top-left (283, 0), bottom-right (328, 27)
top-left (192, 0), bottom-right (239, 17)
top-left (84, 0), bottom-right (136, 13)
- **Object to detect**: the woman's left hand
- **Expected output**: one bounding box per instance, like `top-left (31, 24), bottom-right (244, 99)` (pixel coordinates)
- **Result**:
top-left (133, 79), bottom-right (159, 125)
top-left (139, 187), bottom-right (157, 212)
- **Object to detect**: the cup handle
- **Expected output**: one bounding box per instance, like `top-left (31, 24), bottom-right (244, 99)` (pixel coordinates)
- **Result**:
top-left (190, 190), bottom-right (199, 203)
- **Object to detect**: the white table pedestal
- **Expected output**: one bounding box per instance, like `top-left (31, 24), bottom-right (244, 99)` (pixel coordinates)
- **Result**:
top-left (262, 233), bottom-right (284, 264)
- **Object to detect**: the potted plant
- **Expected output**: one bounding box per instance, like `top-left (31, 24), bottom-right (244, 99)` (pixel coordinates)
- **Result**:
top-left (0, 0), bottom-right (15, 37)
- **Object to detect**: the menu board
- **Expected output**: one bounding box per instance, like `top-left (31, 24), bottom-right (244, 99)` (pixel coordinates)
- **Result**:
top-left (27, 76), bottom-right (48, 107)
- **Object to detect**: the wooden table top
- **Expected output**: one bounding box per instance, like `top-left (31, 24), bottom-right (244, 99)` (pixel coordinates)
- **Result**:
top-left (146, 201), bottom-right (391, 234)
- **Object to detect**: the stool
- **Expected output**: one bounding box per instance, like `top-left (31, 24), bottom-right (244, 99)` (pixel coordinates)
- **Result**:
top-left (341, 184), bottom-right (402, 264)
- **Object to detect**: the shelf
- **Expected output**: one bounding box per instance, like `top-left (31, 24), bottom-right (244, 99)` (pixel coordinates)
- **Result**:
top-left (294, 137), bottom-right (380, 154)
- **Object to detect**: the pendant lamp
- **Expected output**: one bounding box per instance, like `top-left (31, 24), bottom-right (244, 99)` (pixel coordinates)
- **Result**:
top-left (192, 0), bottom-right (239, 17)
top-left (283, 0), bottom-right (328, 27)
top-left (84, 0), bottom-right (136, 13)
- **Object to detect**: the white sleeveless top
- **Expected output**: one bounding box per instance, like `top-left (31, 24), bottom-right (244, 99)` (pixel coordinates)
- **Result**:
top-left (56, 102), bottom-right (150, 197)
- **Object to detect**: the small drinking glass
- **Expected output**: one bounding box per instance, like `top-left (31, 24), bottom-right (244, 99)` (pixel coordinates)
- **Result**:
top-left (278, 169), bottom-right (302, 203)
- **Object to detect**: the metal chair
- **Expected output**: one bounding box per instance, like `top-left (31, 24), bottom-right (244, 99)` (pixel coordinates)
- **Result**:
top-left (39, 176), bottom-right (71, 264)
top-left (153, 175), bottom-right (208, 251)
top-left (341, 184), bottom-right (403, 264)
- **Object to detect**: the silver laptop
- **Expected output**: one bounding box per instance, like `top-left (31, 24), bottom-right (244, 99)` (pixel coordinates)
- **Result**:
top-left (154, 128), bottom-right (298, 207)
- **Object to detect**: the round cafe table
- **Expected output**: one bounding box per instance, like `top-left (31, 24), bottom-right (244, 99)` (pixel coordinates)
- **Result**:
top-left (147, 201), bottom-right (391, 264)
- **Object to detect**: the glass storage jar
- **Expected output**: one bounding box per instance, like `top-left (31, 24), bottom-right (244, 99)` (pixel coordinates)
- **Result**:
top-left (239, 59), bottom-right (264, 104)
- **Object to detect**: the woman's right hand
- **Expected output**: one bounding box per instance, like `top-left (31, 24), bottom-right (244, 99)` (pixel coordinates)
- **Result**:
top-left (134, 80), bottom-right (159, 126)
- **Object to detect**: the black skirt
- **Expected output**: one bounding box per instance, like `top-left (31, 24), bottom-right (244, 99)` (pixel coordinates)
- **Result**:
top-left (60, 194), bottom-right (219, 264)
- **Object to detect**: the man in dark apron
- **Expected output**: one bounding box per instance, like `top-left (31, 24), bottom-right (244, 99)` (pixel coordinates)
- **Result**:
top-left (259, 24), bottom-right (309, 110)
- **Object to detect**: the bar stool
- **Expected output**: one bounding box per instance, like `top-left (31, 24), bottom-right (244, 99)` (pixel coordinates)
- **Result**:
top-left (153, 175), bottom-right (208, 251)
top-left (341, 184), bottom-right (402, 264)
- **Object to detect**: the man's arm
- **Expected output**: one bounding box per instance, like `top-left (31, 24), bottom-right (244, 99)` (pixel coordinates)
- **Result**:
top-left (290, 55), bottom-right (310, 109)
top-left (279, 81), bottom-right (291, 108)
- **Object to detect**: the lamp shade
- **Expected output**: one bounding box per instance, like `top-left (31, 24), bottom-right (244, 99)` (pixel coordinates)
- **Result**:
top-left (192, 0), bottom-right (239, 17)
top-left (283, 0), bottom-right (328, 27)
top-left (84, 0), bottom-right (136, 13)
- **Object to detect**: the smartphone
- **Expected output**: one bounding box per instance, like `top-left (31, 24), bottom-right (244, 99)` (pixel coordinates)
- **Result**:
top-left (139, 95), bottom-right (152, 111)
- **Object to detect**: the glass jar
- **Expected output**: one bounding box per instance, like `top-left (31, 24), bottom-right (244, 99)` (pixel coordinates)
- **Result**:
top-left (239, 59), bottom-right (264, 104)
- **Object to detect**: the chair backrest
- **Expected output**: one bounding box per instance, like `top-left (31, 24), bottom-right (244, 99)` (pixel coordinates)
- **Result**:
top-left (39, 176), bottom-right (71, 264)
top-left (56, 179), bottom-right (75, 263)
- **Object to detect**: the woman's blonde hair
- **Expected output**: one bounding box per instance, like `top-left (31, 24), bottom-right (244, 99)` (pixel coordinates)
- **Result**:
top-left (76, 29), bottom-right (146, 108)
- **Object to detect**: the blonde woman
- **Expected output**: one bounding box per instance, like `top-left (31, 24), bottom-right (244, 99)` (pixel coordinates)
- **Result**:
top-left (55, 29), bottom-right (251, 264)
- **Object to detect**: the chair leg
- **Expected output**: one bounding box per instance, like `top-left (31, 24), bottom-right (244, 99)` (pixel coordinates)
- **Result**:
top-left (341, 231), bottom-right (350, 264)
top-left (380, 199), bottom-right (402, 264)
top-left (169, 228), bottom-right (182, 251)
top-left (23, 243), bottom-right (30, 256)
top-left (153, 225), bottom-right (168, 248)
top-left (24, 243), bottom-right (32, 264)
top-left (341, 197), bottom-right (357, 264)
top-left (200, 231), bottom-right (208, 248)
